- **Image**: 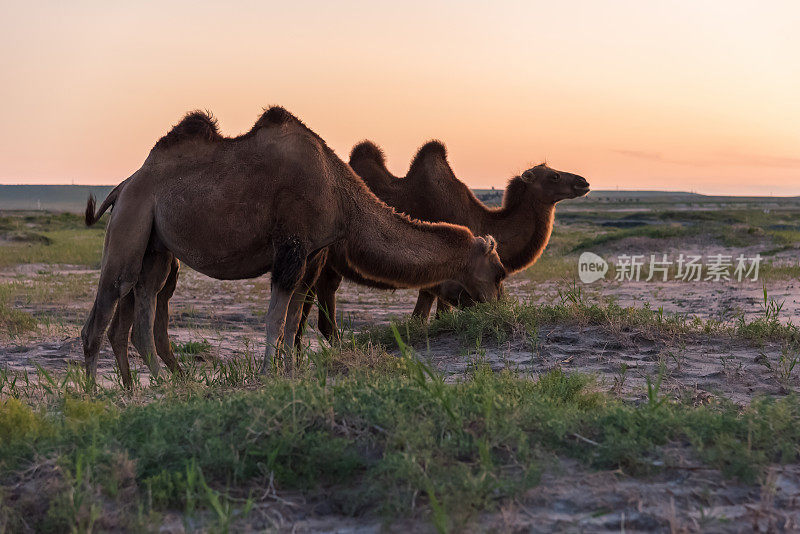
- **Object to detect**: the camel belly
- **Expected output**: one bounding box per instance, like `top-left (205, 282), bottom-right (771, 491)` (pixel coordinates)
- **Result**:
top-left (156, 224), bottom-right (275, 280)
top-left (151, 192), bottom-right (277, 279)
top-left (146, 171), bottom-right (339, 280)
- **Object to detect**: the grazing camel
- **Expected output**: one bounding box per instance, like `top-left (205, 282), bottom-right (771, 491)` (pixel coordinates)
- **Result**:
top-left (304, 140), bottom-right (589, 341)
top-left (82, 108), bottom-right (506, 385)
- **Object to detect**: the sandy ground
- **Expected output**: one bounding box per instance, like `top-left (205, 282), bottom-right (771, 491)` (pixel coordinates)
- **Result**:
top-left (3, 267), bottom-right (798, 402)
top-left (2, 265), bottom-right (800, 532)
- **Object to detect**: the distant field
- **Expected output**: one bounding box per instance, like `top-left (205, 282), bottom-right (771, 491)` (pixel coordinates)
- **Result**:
top-left (5, 185), bottom-right (800, 213)
top-left (474, 187), bottom-right (800, 209)
top-left (0, 185), bottom-right (114, 212)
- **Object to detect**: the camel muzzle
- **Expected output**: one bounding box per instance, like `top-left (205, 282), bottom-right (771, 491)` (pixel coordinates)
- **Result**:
top-left (572, 176), bottom-right (590, 196)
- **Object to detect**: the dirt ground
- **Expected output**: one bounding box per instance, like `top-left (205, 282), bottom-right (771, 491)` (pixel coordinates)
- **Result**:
top-left (2, 265), bottom-right (800, 532)
top-left (3, 266), bottom-right (799, 400)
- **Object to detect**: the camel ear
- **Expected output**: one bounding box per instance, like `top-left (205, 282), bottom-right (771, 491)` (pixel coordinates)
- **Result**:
top-left (476, 235), bottom-right (497, 256)
top-left (521, 169), bottom-right (535, 182)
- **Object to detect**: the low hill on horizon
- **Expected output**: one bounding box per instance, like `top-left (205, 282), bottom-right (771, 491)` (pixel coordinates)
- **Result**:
top-left (2, 184), bottom-right (799, 213)
top-left (0, 185), bottom-right (115, 213)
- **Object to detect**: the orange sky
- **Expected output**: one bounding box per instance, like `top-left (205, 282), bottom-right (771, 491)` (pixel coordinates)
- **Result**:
top-left (1, 1), bottom-right (798, 194)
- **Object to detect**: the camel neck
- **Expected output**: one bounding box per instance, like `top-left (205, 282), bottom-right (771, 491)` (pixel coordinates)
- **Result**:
top-left (341, 186), bottom-right (474, 288)
top-left (482, 198), bottom-right (555, 274)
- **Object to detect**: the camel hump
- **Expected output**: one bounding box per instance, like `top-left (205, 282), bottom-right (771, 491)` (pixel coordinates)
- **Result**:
top-left (249, 106), bottom-right (329, 145)
top-left (407, 140), bottom-right (450, 179)
top-left (349, 141), bottom-right (386, 166)
top-left (253, 106), bottom-right (295, 128)
top-left (153, 110), bottom-right (220, 150)
top-left (412, 140), bottom-right (447, 163)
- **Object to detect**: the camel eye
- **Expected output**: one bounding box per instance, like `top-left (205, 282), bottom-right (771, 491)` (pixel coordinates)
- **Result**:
top-left (551, 173), bottom-right (561, 182)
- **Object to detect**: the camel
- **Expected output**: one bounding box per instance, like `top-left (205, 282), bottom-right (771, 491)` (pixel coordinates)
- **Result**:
top-left (81, 108), bottom-right (506, 385)
top-left (303, 140), bottom-right (589, 341)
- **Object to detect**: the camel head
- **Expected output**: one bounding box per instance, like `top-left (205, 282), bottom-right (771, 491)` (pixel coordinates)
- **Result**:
top-left (459, 236), bottom-right (506, 302)
top-left (520, 164), bottom-right (590, 204)
top-left (438, 278), bottom-right (507, 309)
top-left (437, 280), bottom-right (478, 307)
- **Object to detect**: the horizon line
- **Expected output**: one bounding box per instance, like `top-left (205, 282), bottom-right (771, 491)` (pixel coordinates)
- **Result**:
top-left (1, 183), bottom-right (799, 199)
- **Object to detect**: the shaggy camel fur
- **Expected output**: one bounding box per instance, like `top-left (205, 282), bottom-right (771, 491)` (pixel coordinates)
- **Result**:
top-left (303, 140), bottom-right (589, 340)
top-left (82, 108), bottom-right (506, 384)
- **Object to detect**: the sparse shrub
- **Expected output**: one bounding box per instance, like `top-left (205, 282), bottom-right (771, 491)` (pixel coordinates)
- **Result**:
top-left (0, 301), bottom-right (37, 337)
top-left (571, 223), bottom-right (691, 252)
top-left (173, 339), bottom-right (212, 355)
top-left (5, 230), bottom-right (52, 245)
top-left (0, 398), bottom-right (50, 444)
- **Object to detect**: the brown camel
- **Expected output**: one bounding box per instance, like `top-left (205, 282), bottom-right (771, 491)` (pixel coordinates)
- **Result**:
top-left (82, 108), bottom-right (506, 384)
top-left (303, 140), bottom-right (589, 341)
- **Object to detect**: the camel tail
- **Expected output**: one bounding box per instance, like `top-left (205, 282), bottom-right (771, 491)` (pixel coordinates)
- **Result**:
top-left (85, 182), bottom-right (124, 226)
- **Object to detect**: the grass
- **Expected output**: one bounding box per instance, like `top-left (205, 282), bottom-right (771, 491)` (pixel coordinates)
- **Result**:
top-left (551, 207), bottom-right (800, 277)
top-left (0, 288), bottom-right (797, 530)
top-left (0, 212), bottom-right (106, 268)
top-left (763, 229), bottom-right (800, 258)
top-left (571, 224), bottom-right (694, 252)
top-left (357, 289), bottom-right (800, 391)
top-left (521, 255), bottom-right (577, 282)
top-left (759, 262), bottom-right (800, 281)
top-left (0, 281), bottom-right (39, 337)
top-left (0, 300), bottom-right (37, 336)
top-left (358, 293), bottom-right (702, 349)
top-left (0, 340), bottom-right (798, 531)
top-left (757, 344), bottom-right (800, 387)
top-left (561, 206), bottom-right (800, 255)
top-left (0, 229), bottom-right (105, 268)
top-left (173, 339), bottom-right (213, 356)
top-left (716, 225), bottom-right (765, 248)
top-left (0, 273), bottom-right (101, 338)
top-left (0, 272), bottom-right (98, 307)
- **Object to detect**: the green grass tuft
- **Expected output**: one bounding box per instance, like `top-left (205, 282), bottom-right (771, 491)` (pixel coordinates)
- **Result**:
top-left (0, 301), bottom-right (37, 336)
top-left (1, 363), bottom-right (798, 530)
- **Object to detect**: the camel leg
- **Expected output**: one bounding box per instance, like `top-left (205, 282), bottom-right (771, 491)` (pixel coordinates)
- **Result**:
top-left (262, 286), bottom-right (293, 375)
top-left (261, 237), bottom-right (308, 375)
top-left (315, 263), bottom-right (343, 342)
top-left (82, 204), bottom-right (152, 382)
top-left (82, 280), bottom-right (126, 383)
top-left (110, 255), bottom-right (180, 388)
top-left (130, 251), bottom-right (172, 379)
top-left (294, 287), bottom-right (315, 348)
top-left (412, 290), bottom-right (436, 320)
top-left (291, 249), bottom-right (327, 349)
top-left (283, 288), bottom-right (311, 374)
top-left (434, 298), bottom-right (452, 318)
top-left (153, 257), bottom-right (180, 373)
top-left (108, 292), bottom-right (134, 388)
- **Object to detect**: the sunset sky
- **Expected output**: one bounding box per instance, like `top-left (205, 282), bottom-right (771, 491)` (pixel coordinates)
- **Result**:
top-left (1, 1), bottom-right (798, 194)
